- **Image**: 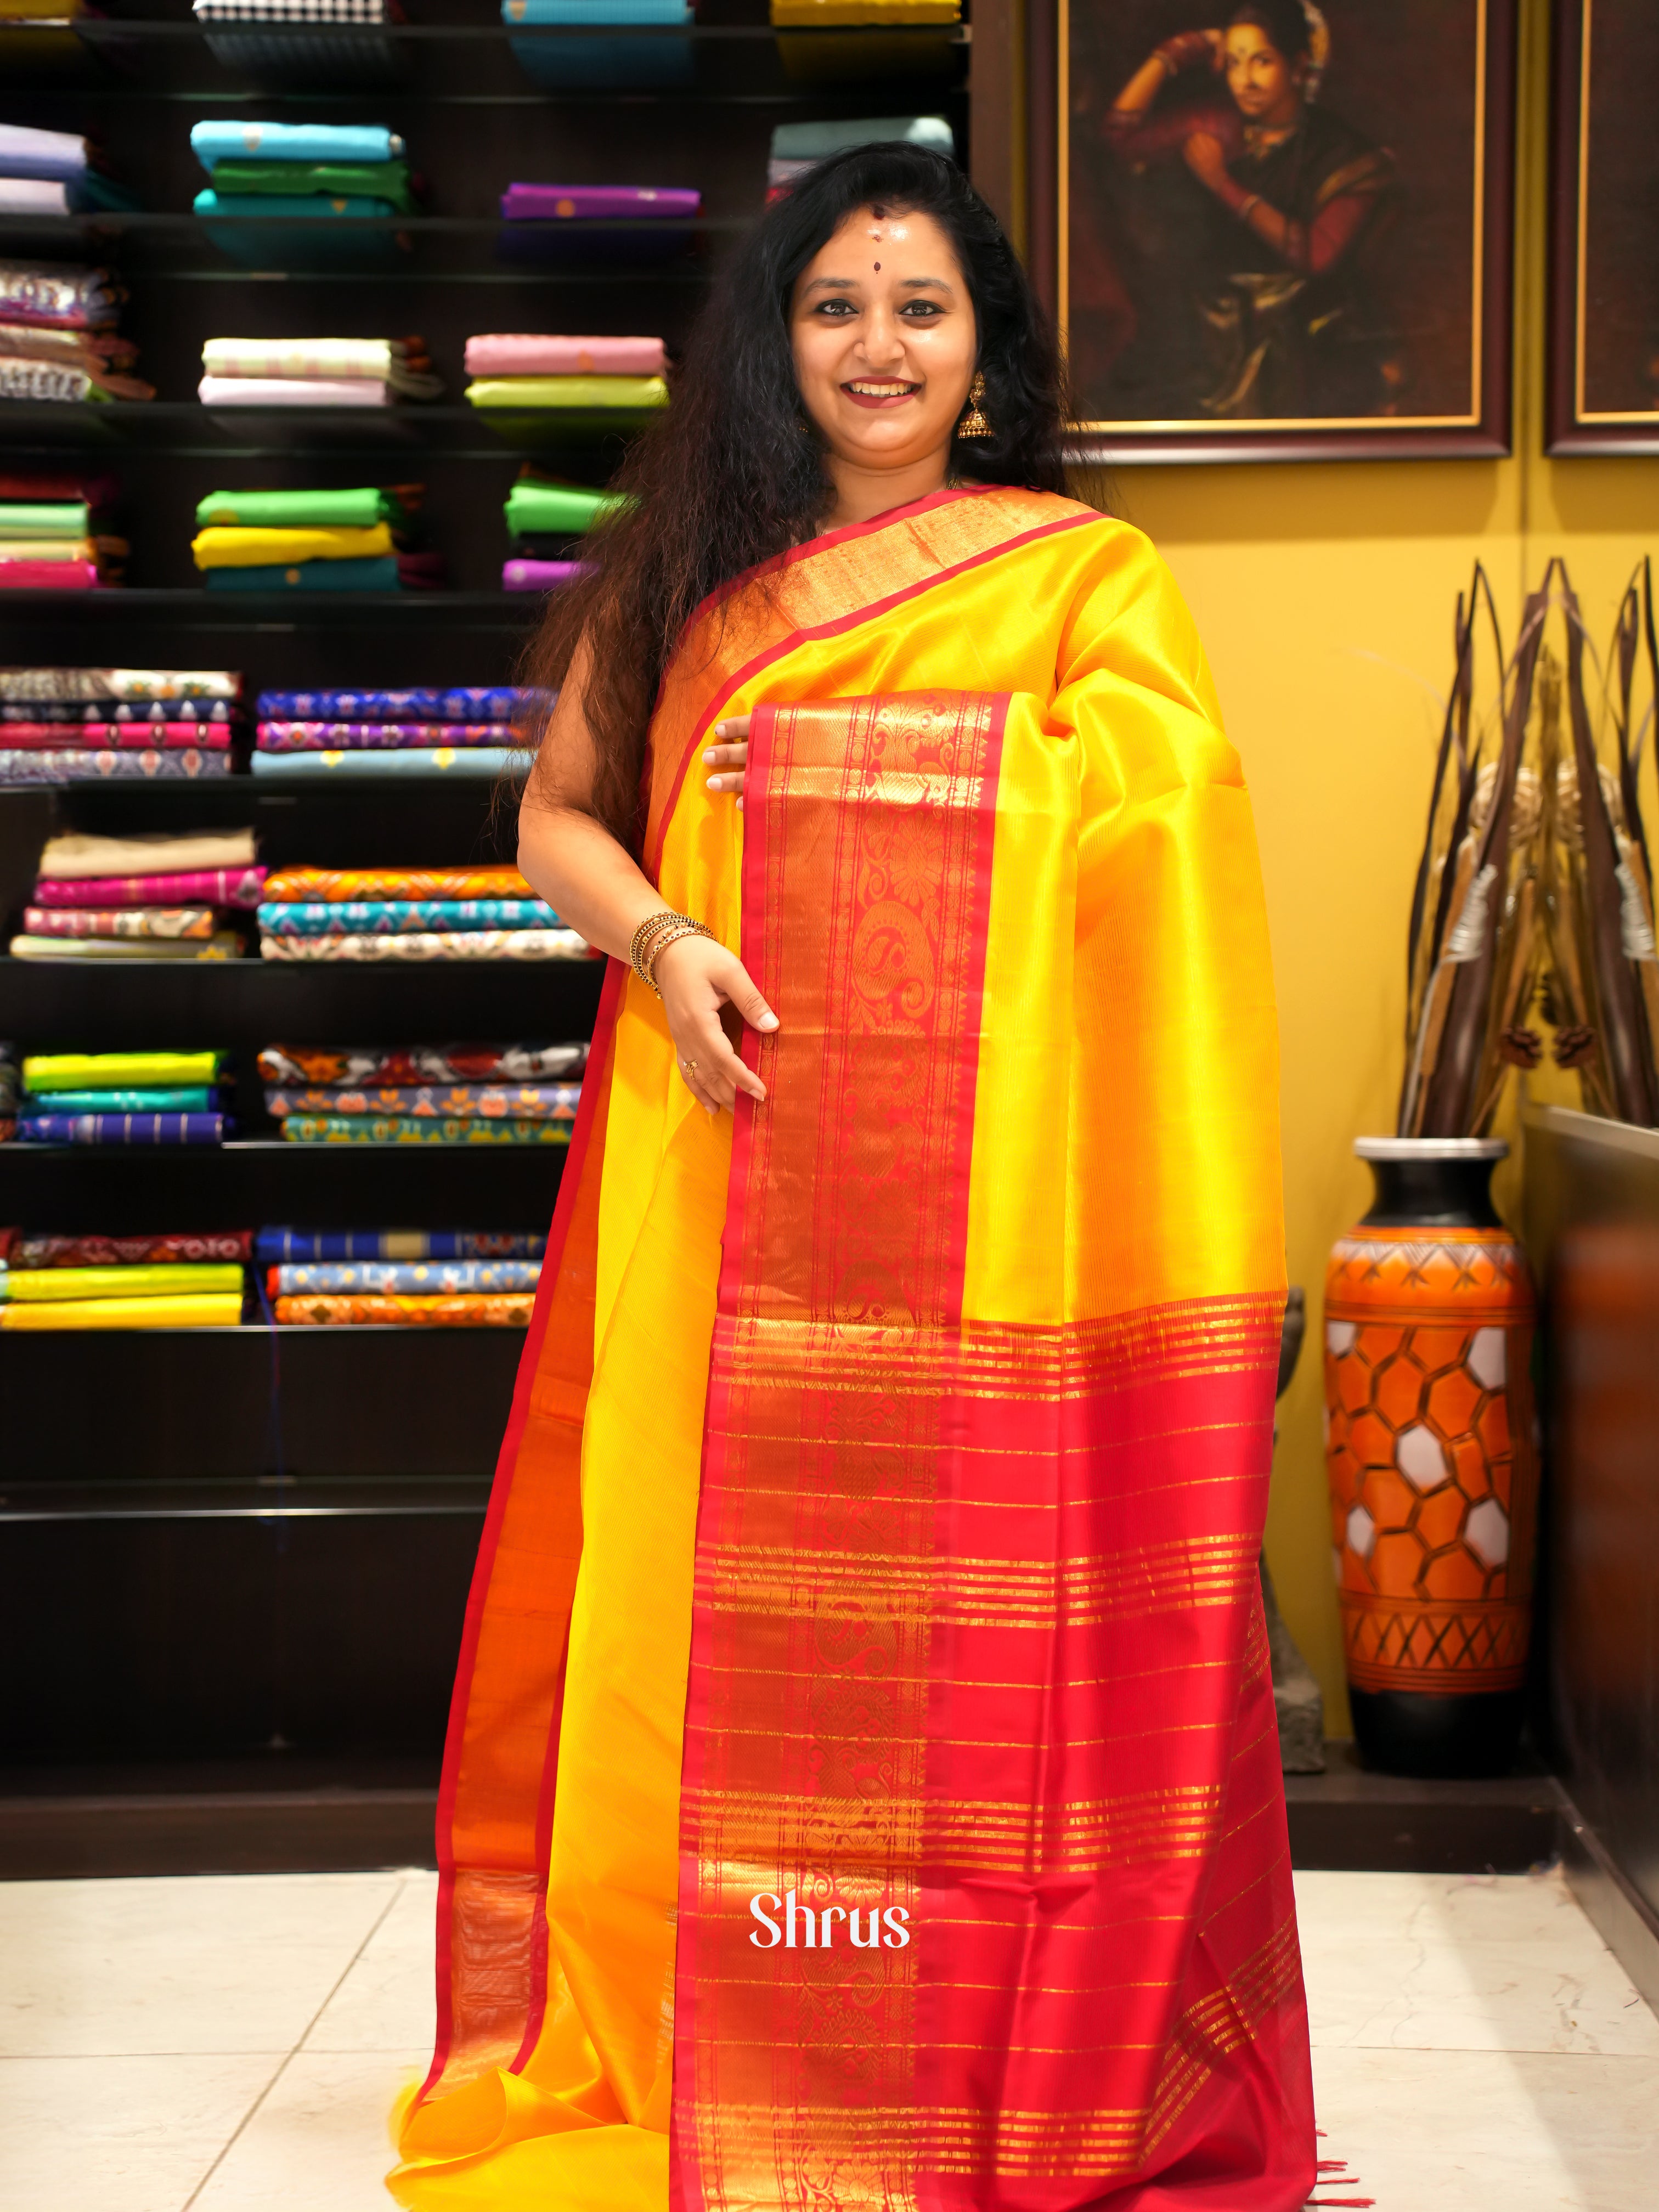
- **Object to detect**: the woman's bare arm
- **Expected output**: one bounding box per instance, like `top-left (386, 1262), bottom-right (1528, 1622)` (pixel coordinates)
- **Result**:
top-left (516, 641), bottom-right (776, 1113)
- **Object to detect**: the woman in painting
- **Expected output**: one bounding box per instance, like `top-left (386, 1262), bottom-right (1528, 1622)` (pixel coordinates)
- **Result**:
top-left (391, 142), bottom-right (1313, 2212)
top-left (1100, 0), bottom-right (1396, 418)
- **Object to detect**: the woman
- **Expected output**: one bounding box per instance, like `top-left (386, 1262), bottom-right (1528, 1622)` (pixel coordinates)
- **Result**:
top-left (1098, 0), bottom-right (1395, 418)
top-left (392, 144), bottom-right (1313, 2211)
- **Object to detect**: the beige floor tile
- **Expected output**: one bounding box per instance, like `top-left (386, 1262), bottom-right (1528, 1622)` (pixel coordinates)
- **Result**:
top-left (303, 1875), bottom-right (437, 2056)
top-left (189, 2048), bottom-right (424, 2212)
top-left (0, 1872), bottom-right (402, 2058)
top-left (0, 2052), bottom-right (278, 2212)
top-left (1311, 2045), bottom-right (1659, 2211)
top-left (1295, 1867), bottom-right (1659, 2057)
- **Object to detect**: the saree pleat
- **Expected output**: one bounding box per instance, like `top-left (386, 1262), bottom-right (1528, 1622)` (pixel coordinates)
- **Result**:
top-left (394, 486), bottom-right (1312, 2212)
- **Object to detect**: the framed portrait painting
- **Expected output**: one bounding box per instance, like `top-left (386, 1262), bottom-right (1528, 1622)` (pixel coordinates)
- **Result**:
top-left (1548, 1), bottom-right (1659, 454)
top-left (1034, 0), bottom-right (1517, 461)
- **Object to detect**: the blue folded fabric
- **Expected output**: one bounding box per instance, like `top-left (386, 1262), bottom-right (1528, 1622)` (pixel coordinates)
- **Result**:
top-left (273, 1260), bottom-right (543, 1294)
top-left (251, 747), bottom-right (517, 778)
top-left (194, 189), bottom-right (399, 221)
top-left (0, 125), bottom-right (87, 182)
top-left (257, 686), bottom-right (526, 720)
top-left (16, 1113), bottom-right (227, 1146)
top-left (206, 557), bottom-right (401, 592)
top-left (190, 120), bottom-right (403, 171)
top-left (256, 1229), bottom-right (549, 1263)
top-left (258, 899), bottom-right (558, 935)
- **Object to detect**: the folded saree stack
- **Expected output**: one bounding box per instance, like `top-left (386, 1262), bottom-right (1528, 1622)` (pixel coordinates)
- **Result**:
top-left (252, 685), bottom-right (523, 778)
top-left (0, 258), bottom-right (154, 405)
top-left (258, 1225), bottom-right (547, 1326)
top-left (496, 181), bottom-right (699, 265)
top-left (199, 336), bottom-right (442, 410)
top-left (0, 126), bottom-right (139, 218)
top-left (258, 1039), bottom-right (588, 1142)
top-left (190, 0), bottom-right (406, 94)
top-left (190, 119), bottom-right (418, 225)
top-left (766, 112), bottom-right (955, 200)
top-left (0, 667), bottom-right (240, 789)
top-left (257, 868), bottom-right (588, 957)
top-left (192, 484), bottom-right (443, 595)
top-left (465, 335), bottom-right (666, 490)
top-left (0, 468), bottom-right (126, 593)
top-left (501, 0), bottom-right (694, 91)
top-left (0, 1226), bottom-right (251, 1331)
top-left (500, 467), bottom-right (621, 592)
top-left (767, 0), bottom-right (960, 86)
top-left (15, 823), bottom-right (260, 960)
top-left (12, 1051), bottom-right (233, 1145)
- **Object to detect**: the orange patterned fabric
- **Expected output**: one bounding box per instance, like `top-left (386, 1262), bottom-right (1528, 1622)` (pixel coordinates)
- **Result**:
top-left (394, 487), bottom-right (1311, 2211)
top-left (1324, 1228), bottom-right (1538, 1694)
top-left (274, 1293), bottom-right (533, 1326)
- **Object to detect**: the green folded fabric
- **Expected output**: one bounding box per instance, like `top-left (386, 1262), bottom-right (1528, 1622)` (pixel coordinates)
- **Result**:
top-left (0, 501), bottom-right (88, 539)
top-left (23, 1049), bottom-right (223, 1092)
top-left (503, 480), bottom-right (624, 538)
top-left (2, 1263), bottom-right (246, 1304)
top-left (194, 487), bottom-right (407, 531)
top-left (205, 160), bottom-right (417, 214)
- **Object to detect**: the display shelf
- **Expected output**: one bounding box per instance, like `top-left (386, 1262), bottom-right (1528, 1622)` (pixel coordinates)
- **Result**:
top-left (0, 588), bottom-right (537, 621)
top-left (0, 398), bottom-right (679, 456)
top-left (0, 1137), bottom-right (567, 1231)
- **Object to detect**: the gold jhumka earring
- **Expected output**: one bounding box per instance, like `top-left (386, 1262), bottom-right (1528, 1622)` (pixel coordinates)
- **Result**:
top-left (957, 371), bottom-right (992, 438)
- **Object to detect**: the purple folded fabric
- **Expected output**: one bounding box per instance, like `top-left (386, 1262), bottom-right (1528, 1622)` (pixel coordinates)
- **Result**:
top-left (499, 185), bottom-right (700, 222)
top-left (503, 560), bottom-right (585, 593)
top-left (257, 721), bottom-right (514, 752)
top-left (16, 1113), bottom-right (227, 1146)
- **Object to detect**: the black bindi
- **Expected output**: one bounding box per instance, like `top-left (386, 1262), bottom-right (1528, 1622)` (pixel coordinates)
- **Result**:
top-left (873, 261), bottom-right (881, 270)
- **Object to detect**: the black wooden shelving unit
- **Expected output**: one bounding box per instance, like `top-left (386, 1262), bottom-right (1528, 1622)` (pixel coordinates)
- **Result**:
top-left (0, 1), bottom-right (970, 1853)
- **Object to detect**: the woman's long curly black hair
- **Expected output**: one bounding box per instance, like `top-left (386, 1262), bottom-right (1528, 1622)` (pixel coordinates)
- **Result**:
top-left (521, 143), bottom-right (1072, 840)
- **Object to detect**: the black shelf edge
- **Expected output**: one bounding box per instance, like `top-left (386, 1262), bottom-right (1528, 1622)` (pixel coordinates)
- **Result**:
top-left (25, 19), bottom-right (969, 43)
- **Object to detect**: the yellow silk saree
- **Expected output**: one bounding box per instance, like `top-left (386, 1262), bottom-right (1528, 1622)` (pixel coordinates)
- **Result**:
top-left (392, 484), bottom-right (1315, 2211)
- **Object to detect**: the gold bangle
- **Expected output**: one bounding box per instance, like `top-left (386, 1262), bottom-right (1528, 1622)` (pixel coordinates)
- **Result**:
top-left (630, 910), bottom-right (713, 996)
top-left (643, 919), bottom-right (714, 994)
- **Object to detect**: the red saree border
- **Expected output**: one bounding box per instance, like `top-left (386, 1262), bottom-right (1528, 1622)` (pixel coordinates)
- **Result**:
top-left (642, 489), bottom-right (1101, 883)
top-left (421, 955), bottom-right (626, 2101)
top-left (672, 692), bottom-right (1008, 2212)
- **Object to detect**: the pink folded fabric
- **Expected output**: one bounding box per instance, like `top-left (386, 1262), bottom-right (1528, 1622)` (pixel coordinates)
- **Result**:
top-left (198, 375), bottom-right (389, 407)
top-left (0, 560), bottom-right (99, 589)
top-left (504, 559), bottom-right (585, 593)
top-left (463, 334), bottom-right (666, 377)
top-left (35, 866), bottom-right (268, 909)
top-left (499, 184), bottom-right (700, 222)
top-left (3, 721), bottom-right (230, 750)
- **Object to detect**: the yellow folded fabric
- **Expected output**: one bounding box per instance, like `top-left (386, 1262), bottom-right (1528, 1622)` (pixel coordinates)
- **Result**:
top-left (465, 376), bottom-right (668, 411)
top-left (0, 1295), bottom-right (245, 1330)
top-left (190, 523), bottom-right (394, 571)
top-left (3, 1263), bottom-right (245, 1303)
top-left (770, 0), bottom-right (959, 20)
top-left (24, 1050), bottom-right (221, 1091)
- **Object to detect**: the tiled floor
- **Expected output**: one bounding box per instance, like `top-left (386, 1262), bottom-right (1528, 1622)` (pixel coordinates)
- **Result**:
top-left (0, 1864), bottom-right (1654, 2209)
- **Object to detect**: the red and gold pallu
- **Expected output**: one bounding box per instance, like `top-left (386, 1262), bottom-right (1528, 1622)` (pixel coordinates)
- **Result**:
top-left (392, 485), bottom-right (1314, 2212)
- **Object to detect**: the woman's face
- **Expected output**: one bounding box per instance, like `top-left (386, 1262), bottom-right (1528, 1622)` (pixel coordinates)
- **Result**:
top-left (1223, 24), bottom-right (1304, 126)
top-left (789, 204), bottom-right (977, 475)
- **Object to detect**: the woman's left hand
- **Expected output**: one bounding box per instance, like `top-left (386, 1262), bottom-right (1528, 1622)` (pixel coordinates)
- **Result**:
top-left (704, 715), bottom-right (749, 811)
top-left (1182, 130), bottom-right (1229, 189)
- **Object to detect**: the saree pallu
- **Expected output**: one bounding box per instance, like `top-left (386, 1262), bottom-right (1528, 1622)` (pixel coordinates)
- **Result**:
top-left (394, 484), bottom-right (1312, 2212)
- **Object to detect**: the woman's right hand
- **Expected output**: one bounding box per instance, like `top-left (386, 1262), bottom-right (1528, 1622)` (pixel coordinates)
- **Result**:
top-left (656, 930), bottom-right (778, 1115)
top-left (1160, 27), bottom-right (1224, 72)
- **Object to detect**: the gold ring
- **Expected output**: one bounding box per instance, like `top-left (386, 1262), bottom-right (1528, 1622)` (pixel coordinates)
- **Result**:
top-left (682, 1058), bottom-right (698, 1074)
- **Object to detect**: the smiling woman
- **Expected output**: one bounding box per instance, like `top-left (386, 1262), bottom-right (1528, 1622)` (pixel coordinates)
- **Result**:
top-left (391, 145), bottom-right (1314, 2212)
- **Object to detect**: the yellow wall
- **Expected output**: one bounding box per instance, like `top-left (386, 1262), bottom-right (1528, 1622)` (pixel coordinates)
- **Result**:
top-left (1101, 0), bottom-right (1659, 1733)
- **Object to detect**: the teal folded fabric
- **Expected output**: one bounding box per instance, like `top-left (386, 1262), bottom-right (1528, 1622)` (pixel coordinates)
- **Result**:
top-left (259, 898), bottom-right (556, 934)
top-left (194, 190), bottom-right (400, 221)
top-left (205, 557), bottom-right (400, 592)
top-left (21, 1087), bottom-right (217, 1113)
top-left (251, 747), bottom-right (517, 778)
top-left (190, 121), bottom-right (404, 170)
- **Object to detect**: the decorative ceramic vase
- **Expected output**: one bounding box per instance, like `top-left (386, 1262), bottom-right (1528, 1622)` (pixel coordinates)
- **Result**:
top-left (1323, 1138), bottom-right (1539, 1777)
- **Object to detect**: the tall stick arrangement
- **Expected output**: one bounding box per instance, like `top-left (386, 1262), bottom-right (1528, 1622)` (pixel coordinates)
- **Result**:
top-left (1398, 560), bottom-right (1659, 1136)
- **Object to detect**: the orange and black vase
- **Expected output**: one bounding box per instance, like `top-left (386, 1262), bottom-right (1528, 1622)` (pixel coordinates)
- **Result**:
top-left (1323, 1138), bottom-right (1539, 1777)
